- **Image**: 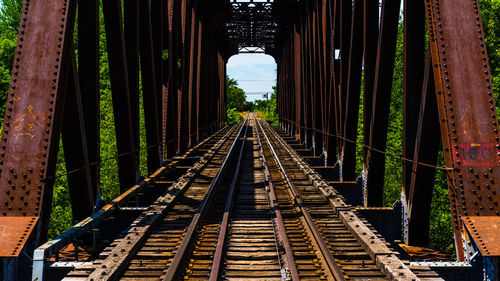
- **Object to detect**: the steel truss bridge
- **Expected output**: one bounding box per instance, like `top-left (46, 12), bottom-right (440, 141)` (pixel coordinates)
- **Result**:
top-left (0, 0), bottom-right (498, 280)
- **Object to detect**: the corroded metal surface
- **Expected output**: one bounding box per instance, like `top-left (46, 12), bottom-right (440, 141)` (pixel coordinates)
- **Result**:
top-left (0, 0), bottom-right (76, 258)
top-left (0, 217), bottom-right (37, 257)
top-left (462, 216), bottom-right (500, 257)
top-left (425, 0), bottom-right (500, 260)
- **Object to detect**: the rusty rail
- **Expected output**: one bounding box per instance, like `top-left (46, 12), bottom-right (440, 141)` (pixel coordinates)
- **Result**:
top-left (260, 119), bottom-right (419, 281)
top-left (162, 117), bottom-right (249, 281)
top-left (256, 119), bottom-right (346, 281)
top-left (31, 125), bottom-right (230, 281)
top-left (82, 122), bottom-right (242, 280)
top-left (254, 117), bottom-right (300, 281)
top-left (207, 117), bottom-right (250, 281)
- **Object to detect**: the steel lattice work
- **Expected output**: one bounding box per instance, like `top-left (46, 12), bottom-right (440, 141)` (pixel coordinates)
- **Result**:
top-left (0, 0), bottom-right (498, 280)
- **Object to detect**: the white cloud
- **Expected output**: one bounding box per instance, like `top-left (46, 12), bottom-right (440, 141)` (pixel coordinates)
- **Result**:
top-left (227, 54), bottom-right (277, 100)
top-left (227, 54), bottom-right (276, 67)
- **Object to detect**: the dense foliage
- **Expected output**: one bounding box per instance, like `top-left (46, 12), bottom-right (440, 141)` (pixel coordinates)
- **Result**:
top-left (480, 0), bottom-right (500, 113)
top-left (0, 0), bottom-right (498, 257)
top-left (0, 0), bottom-right (21, 123)
top-left (225, 108), bottom-right (242, 125)
top-left (225, 76), bottom-right (245, 124)
top-left (226, 76), bottom-right (246, 112)
top-left (252, 86), bottom-right (278, 126)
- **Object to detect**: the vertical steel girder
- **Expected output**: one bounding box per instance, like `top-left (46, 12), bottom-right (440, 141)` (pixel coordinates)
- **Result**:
top-left (0, 0), bottom-right (77, 267)
top-left (124, 0), bottom-right (140, 170)
top-left (78, 0), bottom-right (100, 206)
top-left (165, 0), bottom-right (178, 159)
top-left (401, 0), bottom-right (439, 246)
top-left (139, 0), bottom-right (161, 174)
top-left (365, 0), bottom-right (400, 206)
top-left (405, 54), bottom-right (441, 246)
top-left (362, 0), bottom-right (379, 162)
top-left (178, 0), bottom-right (189, 153)
top-left (102, 0), bottom-right (138, 192)
top-left (325, 0), bottom-right (337, 166)
top-left (292, 26), bottom-right (301, 141)
top-left (424, 0), bottom-right (500, 260)
top-left (151, 0), bottom-right (164, 147)
top-left (62, 51), bottom-right (94, 222)
top-left (341, 0), bottom-right (363, 181)
top-left (273, 0), bottom-right (499, 260)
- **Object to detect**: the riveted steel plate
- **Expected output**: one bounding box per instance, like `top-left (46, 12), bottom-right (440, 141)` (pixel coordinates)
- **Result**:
top-left (0, 0), bottom-right (75, 257)
top-left (462, 216), bottom-right (500, 257)
top-left (0, 217), bottom-right (37, 257)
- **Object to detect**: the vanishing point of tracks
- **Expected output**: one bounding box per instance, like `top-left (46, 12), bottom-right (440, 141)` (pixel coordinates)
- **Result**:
top-left (65, 114), bottom-right (423, 281)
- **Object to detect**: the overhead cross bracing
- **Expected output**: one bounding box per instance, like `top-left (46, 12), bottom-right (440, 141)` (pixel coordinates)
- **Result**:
top-left (227, 0), bottom-right (278, 51)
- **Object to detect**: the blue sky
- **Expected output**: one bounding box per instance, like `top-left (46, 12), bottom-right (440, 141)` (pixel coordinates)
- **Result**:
top-left (227, 54), bottom-right (277, 102)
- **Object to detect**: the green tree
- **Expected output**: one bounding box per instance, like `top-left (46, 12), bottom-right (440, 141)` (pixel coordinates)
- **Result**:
top-left (480, 0), bottom-right (500, 118)
top-left (0, 0), bottom-right (23, 32)
top-left (226, 76), bottom-right (246, 111)
top-left (253, 99), bottom-right (269, 111)
top-left (0, 0), bottom-right (23, 124)
top-left (225, 108), bottom-right (241, 125)
top-left (263, 86), bottom-right (278, 126)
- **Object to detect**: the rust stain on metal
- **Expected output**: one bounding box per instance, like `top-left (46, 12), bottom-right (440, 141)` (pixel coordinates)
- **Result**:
top-left (0, 0), bottom-right (75, 258)
top-left (0, 217), bottom-right (37, 257)
top-left (462, 216), bottom-right (500, 257)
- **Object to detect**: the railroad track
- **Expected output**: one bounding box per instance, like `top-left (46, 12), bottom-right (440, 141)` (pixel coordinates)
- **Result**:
top-left (63, 118), bottom-right (248, 280)
top-left (61, 114), bottom-right (440, 281)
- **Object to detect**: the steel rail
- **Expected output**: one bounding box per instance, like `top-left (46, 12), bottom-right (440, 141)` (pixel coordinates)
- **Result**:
top-left (261, 120), bottom-right (419, 281)
top-left (162, 117), bottom-right (249, 281)
top-left (84, 122), bottom-right (242, 281)
top-left (31, 125), bottom-right (232, 281)
top-left (256, 119), bottom-right (347, 281)
top-left (208, 116), bottom-right (250, 281)
top-left (254, 116), bottom-right (301, 281)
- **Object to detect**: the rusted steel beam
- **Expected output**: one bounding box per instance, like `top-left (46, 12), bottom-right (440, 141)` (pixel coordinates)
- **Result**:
top-left (200, 38), bottom-right (211, 136)
top-left (139, 0), bottom-right (161, 174)
top-left (319, 0), bottom-right (328, 159)
top-left (293, 24), bottom-right (303, 143)
top-left (0, 0), bottom-right (76, 273)
top-left (78, 0), bottom-right (100, 200)
top-left (339, 0), bottom-right (352, 152)
top-left (365, 0), bottom-right (400, 207)
top-left (195, 21), bottom-right (203, 143)
top-left (405, 54), bottom-right (440, 246)
top-left (362, 0), bottom-right (379, 161)
top-left (178, 0), bottom-right (189, 153)
top-left (62, 51), bottom-right (94, 222)
top-left (304, 11), bottom-right (313, 149)
top-left (189, 11), bottom-right (200, 146)
top-left (402, 0), bottom-right (426, 210)
top-left (341, 0), bottom-right (363, 181)
top-left (187, 7), bottom-right (197, 148)
top-left (124, 0), bottom-right (140, 168)
top-left (425, 0), bottom-right (500, 260)
top-left (197, 27), bottom-right (208, 140)
top-left (326, 0), bottom-right (338, 166)
top-left (218, 54), bottom-right (226, 129)
top-left (102, 0), bottom-right (138, 191)
top-left (151, 0), bottom-right (164, 146)
top-left (165, 0), bottom-right (178, 159)
top-left (160, 1), bottom-right (170, 160)
top-left (331, 0), bottom-right (342, 157)
top-left (311, 5), bottom-right (323, 156)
